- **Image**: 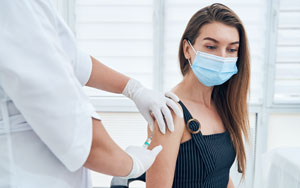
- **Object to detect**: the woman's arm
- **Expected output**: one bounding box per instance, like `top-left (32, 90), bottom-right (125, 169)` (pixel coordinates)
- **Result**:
top-left (227, 177), bottom-right (235, 188)
top-left (146, 107), bottom-right (184, 188)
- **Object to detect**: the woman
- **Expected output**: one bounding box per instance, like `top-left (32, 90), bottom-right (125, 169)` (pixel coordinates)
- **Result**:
top-left (146, 3), bottom-right (250, 188)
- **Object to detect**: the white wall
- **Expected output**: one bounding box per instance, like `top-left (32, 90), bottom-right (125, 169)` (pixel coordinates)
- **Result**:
top-left (267, 113), bottom-right (300, 150)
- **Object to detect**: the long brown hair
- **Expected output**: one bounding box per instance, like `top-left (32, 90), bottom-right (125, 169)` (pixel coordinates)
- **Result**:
top-left (178, 3), bottom-right (250, 178)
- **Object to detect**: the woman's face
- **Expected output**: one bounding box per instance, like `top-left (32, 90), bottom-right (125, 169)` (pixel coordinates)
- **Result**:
top-left (184, 21), bottom-right (240, 62)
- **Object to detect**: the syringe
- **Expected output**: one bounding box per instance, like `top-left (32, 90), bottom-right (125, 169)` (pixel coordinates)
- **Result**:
top-left (143, 132), bottom-right (154, 148)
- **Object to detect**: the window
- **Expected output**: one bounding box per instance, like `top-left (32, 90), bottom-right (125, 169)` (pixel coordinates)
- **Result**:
top-left (76, 0), bottom-right (153, 98)
top-left (74, 0), bottom-right (268, 106)
top-left (273, 0), bottom-right (300, 104)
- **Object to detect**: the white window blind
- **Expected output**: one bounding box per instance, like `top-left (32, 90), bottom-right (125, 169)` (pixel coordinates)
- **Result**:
top-left (274, 0), bottom-right (300, 104)
top-left (75, 0), bottom-right (267, 106)
top-left (75, 0), bottom-right (153, 97)
top-left (163, 0), bottom-right (267, 105)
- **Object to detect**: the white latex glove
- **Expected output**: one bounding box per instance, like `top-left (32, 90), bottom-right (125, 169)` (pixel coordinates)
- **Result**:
top-left (122, 79), bottom-right (183, 134)
top-left (121, 145), bottom-right (163, 179)
top-left (165, 91), bottom-right (180, 103)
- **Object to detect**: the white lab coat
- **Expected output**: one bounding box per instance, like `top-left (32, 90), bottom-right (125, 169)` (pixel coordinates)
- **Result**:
top-left (0, 0), bottom-right (100, 187)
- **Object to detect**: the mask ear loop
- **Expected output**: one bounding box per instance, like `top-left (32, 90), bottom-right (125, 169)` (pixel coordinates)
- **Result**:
top-left (187, 40), bottom-right (197, 54)
top-left (188, 59), bottom-right (192, 67)
top-left (186, 40), bottom-right (196, 67)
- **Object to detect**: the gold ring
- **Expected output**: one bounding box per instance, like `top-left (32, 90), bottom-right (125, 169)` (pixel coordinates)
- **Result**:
top-left (186, 118), bottom-right (201, 134)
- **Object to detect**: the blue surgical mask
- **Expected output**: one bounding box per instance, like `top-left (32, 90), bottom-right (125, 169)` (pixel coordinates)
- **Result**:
top-left (187, 40), bottom-right (238, 87)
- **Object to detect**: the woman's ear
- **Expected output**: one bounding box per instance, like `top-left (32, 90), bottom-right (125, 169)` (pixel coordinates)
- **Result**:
top-left (183, 39), bottom-right (192, 60)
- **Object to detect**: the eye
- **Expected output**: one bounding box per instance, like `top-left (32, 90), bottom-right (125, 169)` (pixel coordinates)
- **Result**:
top-left (206, 46), bottom-right (216, 50)
top-left (228, 48), bottom-right (238, 53)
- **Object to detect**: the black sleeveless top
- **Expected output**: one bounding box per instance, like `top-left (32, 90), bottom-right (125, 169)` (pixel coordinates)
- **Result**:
top-left (133, 100), bottom-right (236, 188)
top-left (171, 101), bottom-right (236, 188)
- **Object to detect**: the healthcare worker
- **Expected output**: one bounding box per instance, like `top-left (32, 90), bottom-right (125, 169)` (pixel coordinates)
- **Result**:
top-left (0, 0), bottom-right (182, 187)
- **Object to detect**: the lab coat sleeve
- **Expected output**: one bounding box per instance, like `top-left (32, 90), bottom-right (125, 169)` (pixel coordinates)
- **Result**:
top-left (53, 5), bottom-right (93, 86)
top-left (0, 1), bottom-right (99, 172)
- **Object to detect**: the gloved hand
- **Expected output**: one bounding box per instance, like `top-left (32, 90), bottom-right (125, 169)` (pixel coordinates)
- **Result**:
top-left (122, 78), bottom-right (183, 134)
top-left (165, 91), bottom-right (180, 103)
top-left (120, 145), bottom-right (163, 179)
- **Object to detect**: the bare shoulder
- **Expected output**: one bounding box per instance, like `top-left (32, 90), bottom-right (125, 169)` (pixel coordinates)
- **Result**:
top-left (147, 102), bottom-right (185, 145)
top-left (146, 102), bottom-right (185, 188)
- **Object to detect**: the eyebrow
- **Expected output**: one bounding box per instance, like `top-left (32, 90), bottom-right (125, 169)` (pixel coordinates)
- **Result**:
top-left (203, 37), bottom-right (239, 45)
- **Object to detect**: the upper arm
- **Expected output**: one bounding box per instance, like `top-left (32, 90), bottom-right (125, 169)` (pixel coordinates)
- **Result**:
top-left (52, 1), bottom-right (93, 86)
top-left (0, 1), bottom-right (98, 172)
top-left (146, 106), bottom-right (184, 188)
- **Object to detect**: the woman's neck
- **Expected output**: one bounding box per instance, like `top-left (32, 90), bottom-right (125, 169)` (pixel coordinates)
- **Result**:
top-left (172, 72), bottom-right (214, 108)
